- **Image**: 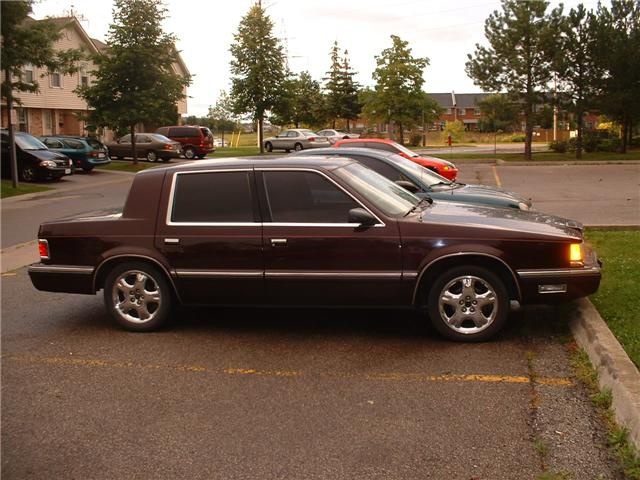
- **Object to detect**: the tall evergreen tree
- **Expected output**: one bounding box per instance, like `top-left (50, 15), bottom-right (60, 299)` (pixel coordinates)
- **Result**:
top-left (466, 0), bottom-right (561, 160)
top-left (77, 0), bottom-right (190, 164)
top-left (1, 0), bottom-right (82, 186)
top-left (552, 4), bottom-right (602, 159)
top-left (364, 35), bottom-right (432, 144)
top-left (271, 71), bottom-right (325, 128)
top-left (229, 4), bottom-right (285, 153)
top-left (591, 0), bottom-right (640, 152)
top-left (323, 42), bottom-right (361, 129)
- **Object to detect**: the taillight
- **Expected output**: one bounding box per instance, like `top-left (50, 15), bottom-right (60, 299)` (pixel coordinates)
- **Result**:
top-left (38, 239), bottom-right (50, 260)
top-left (164, 144), bottom-right (173, 150)
top-left (308, 137), bottom-right (316, 142)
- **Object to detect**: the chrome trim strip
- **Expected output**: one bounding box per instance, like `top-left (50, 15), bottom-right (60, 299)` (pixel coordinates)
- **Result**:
top-left (265, 271), bottom-right (402, 280)
top-left (411, 252), bottom-right (522, 304)
top-left (517, 266), bottom-right (601, 278)
top-left (403, 272), bottom-right (419, 279)
top-left (28, 264), bottom-right (93, 274)
top-left (176, 270), bottom-right (263, 278)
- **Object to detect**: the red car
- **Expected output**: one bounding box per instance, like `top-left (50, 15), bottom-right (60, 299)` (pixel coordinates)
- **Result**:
top-left (333, 138), bottom-right (458, 180)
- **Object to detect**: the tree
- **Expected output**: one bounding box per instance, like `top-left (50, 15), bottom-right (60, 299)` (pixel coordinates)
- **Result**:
top-left (208, 90), bottom-right (239, 144)
top-left (591, 0), bottom-right (640, 153)
top-left (1, 0), bottom-right (82, 186)
top-left (466, 0), bottom-right (561, 160)
top-left (363, 35), bottom-right (432, 144)
top-left (477, 94), bottom-right (519, 132)
top-left (77, 0), bottom-right (190, 164)
top-left (229, 4), bottom-right (285, 153)
top-left (323, 42), bottom-right (361, 130)
top-left (271, 71), bottom-right (326, 128)
top-left (551, 4), bottom-right (602, 158)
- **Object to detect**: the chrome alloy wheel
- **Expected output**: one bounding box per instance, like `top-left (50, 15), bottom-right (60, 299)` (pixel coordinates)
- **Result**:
top-left (438, 275), bottom-right (498, 335)
top-left (111, 269), bottom-right (162, 324)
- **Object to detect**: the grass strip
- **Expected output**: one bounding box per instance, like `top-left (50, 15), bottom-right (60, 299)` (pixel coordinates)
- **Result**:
top-left (1, 180), bottom-right (52, 198)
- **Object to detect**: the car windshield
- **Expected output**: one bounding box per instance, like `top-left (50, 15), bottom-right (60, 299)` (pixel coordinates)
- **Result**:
top-left (301, 130), bottom-right (318, 137)
top-left (15, 134), bottom-right (48, 150)
top-left (151, 134), bottom-right (172, 142)
top-left (86, 138), bottom-right (105, 150)
top-left (200, 127), bottom-right (213, 139)
top-left (334, 162), bottom-right (420, 217)
top-left (391, 141), bottom-right (422, 158)
top-left (384, 153), bottom-right (454, 186)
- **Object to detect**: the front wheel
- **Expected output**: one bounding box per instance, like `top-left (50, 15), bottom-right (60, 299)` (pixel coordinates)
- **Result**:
top-left (103, 262), bottom-right (172, 332)
top-left (146, 151), bottom-right (157, 162)
top-left (19, 165), bottom-right (37, 182)
top-left (427, 266), bottom-right (508, 342)
top-left (294, 143), bottom-right (303, 152)
top-left (264, 142), bottom-right (273, 152)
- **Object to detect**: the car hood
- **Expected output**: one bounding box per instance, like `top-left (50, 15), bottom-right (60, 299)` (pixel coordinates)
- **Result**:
top-left (417, 201), bottom-right (583, 239)
top-left (28, 149), bottom-right (70, 162)
top-left (430, 183), bottom-right (532, 209)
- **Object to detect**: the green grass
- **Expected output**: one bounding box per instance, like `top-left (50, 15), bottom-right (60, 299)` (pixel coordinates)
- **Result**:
top-left (434, 150), bottom-right (640, 162)
top-left (1, 179), bottom-right (52, 198)
top-left (584, 229), bottom-right (640, 368)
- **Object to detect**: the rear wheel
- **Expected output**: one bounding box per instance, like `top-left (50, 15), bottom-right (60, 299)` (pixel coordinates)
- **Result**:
top-left (294, 143), bottom-right (303, 152)
top-left (146, 151), bottom-right (157, 162)
top-left (184, 147), bottom-right (196, 159)
top-left (264, 142), bottom-right (273, 152)
top-left (427, 266), bottom-right (508, 342)
top-left (103, 262), bottom-right (172, 332)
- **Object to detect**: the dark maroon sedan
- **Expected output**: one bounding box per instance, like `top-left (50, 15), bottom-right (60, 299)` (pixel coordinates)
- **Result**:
top-left (28, 157), bottom-right (601, 341)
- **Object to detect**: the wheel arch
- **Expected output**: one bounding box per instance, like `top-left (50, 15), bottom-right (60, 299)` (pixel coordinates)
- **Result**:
top-left (93, 254), bottom-right (181, 303)
top-left (412, 252), bottom-right (521, 306)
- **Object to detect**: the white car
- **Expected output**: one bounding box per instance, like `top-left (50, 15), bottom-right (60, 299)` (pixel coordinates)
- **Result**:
top-left (213, 137), bottom-right (228, 148)
top-left (316, 129), bottom-right (360, 144)
top-left (263, 129), bottom-right (331, 152)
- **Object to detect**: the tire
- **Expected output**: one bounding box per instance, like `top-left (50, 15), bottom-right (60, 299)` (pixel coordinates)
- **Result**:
top-left (264, 142), bottom-right (273, 152)
top-left (184, 147), bottom-right (196, 159)
top-left (294, 143), bottom-right (303, 152)
top-left (103, 262), bottom-right (172, 332)
top-left (146, 151), bottom-right (157, 162)
top-left (83, 167), bottom-right (94, 173)
top-left (427, 266), bottom-right (508, 342)
top-left (19, 165), bottom-right (37, 182)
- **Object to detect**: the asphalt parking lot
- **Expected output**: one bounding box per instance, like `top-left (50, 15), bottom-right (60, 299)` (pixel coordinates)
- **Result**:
top-left (2, 160), bottom-right (636, 479)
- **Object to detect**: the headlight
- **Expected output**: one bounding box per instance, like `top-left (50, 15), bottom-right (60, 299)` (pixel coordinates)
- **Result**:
top-left (517, 202), bottom-right (531, 211)
top-left (39, 160), bottom-right (56, 168)
top-left (569, 243), bottom-right (584, 267)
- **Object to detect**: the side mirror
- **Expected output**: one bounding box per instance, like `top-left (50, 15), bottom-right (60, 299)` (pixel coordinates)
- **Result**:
top-left (395, 180), bottom-right (421, 193)
top-left (348, 208), bottom-right (377, 226)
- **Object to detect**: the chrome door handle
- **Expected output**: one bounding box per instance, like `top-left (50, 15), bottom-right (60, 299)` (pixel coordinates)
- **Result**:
top-left (271, 238), bottom-right (287, 247)
top-left (164, 238), bottom-right (180, 245)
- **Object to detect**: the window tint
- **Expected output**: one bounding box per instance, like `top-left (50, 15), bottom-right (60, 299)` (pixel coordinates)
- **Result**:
top-left (43, 138), bottom-right (64, 148)
top-left (171, 127), bottom-right (199, 137)
top-left (366, 142), bottom-right (396, 153)
top-left (119, 135), bottom-right (131, 143)
top-left (63, 139), bottom-right (85, 150)
top-left (263, 171), bottom-right (359, 223)
top-left (86, 138), bottom-right (105, 150)
top-left (350, 155), bottom-right (408, 183)
top-left (171, 171), bottom-right (254, 223)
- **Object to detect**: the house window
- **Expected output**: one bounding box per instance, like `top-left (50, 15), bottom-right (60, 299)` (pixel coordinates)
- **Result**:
top-left (80, 68), bottom-right (89, 87)
top-left (445, 108), bottom-right (452, 115)
top-left (24, 64), bottom-right (34, 83)
top-left (17, 108), bottom-right (28, 132)
top-left (457, 108), bottom-right (465, 116)
top-left (50, 71), bottom-right (62, 88)
top-left (474, 108), bottom-right (481, 116)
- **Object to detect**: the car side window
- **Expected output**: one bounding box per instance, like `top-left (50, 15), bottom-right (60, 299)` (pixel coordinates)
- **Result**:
top-left (120, 135), bottom-right (131, 144)
top-left (350, 155), bottom-right (410, 183)
top-left (170, 171), bottom-right (255, 223)
top-left (63, 139), bottom-right (84, 150)
top-left (262, 171), bottom-right (359, 223)
top-left (43, 138), bottom-right (64, 148)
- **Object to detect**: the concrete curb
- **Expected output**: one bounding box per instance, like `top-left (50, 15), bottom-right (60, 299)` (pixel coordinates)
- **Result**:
top-left (570, 297), bottom-right (640, 449)
top-left (1, 241), bottom-right (39, 274)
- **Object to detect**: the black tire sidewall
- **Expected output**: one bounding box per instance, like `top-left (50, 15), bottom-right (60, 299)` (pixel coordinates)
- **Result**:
top-left (103, 262), bottom-right (172, 332)
top-left (427, 265), bottom-right (509, 342)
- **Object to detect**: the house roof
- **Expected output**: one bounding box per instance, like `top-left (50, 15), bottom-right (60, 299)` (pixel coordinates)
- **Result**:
top-left (428, 92), bottom-right (492, 109)
top-left (34, 16), bottom-right (102, 56)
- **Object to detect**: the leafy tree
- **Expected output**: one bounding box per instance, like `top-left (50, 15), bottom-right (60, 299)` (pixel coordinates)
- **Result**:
top-left (363, 35), bottom-right (432, 144)
top-left (229, 4), bottom-right (285, 153)
top-left (323, 42), bottom-right (361, 130)
top-left (477, 94), bottom-right (519, 132)
top-left (77, 0), bottom-right (190, 164)
top-left (466, 0), bottom-right (561, 160)
top-left (271, 71), bottom-right (326, 128)
top-left (441, 120), bottom-right (466, 143)
top-left (1, 0), bottom-right (82, 186)
top-left (551, 4), bottom-right (602, 158)
top-left (208, 90), bottom-right (239, 143)
top-left (591, 0), bottom-right (640, 153)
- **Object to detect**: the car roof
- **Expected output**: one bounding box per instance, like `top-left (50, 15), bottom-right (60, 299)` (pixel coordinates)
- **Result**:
top-left (295, 147), bottom-right (394, 159)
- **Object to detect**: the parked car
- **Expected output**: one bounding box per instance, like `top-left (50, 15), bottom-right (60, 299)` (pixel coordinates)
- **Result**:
top-left (28, 157), bottom-right (600, 342)
top-left (264, 129), bottom-right (331, 152)
top-left (106, 133), bottom-right (181, 162)
top-left (316, 129), bottom-right (360, 144)
top-left (155, 125), bottom-right (214, 159)
top-left (40, 135), bottom-right (111, 173)
top-left (1, 129), bottom-right (73, 182)
top-left (334, 138), bottom-right (458, 180)
top-left (213, 137), bottom-right (228, 148)
top-left (293, 147), bottom-right (532, 210)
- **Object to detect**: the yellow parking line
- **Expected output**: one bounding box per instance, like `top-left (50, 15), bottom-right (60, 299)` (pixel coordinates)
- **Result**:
top-left (3, 354), bottom-right (572, 386)
top-left (492, 165), bottom-right (503, 187)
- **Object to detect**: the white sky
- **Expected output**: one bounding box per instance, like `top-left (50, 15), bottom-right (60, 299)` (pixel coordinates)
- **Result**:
top-left (32, 0), bottom-right (601, 117)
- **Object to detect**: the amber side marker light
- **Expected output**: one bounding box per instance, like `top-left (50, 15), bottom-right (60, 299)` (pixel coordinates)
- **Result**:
top-left (38, 239), bottom-right (50, 260)
top-left (569, 243), bottom-right (584, 267)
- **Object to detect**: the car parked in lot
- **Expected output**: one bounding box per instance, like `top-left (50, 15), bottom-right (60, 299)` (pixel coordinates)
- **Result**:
top-left (294, 147), bottom-right (532, 210)
top-left (28, 157), bottom-right (600, 342)
top-left (40, 135), bottom-right (111, 172)
top-left (334, 137), bottom-right (458, 180)
top-left (264, 129), bottom-right (331, 152)
top-left (155, 125), bottom-right (214, 159)
top-left (316, 129), bottom-right (360, 144)
top-left (106, 133), bottom-right (181, 162)
top-left (1, 129), bottom-right (73, 182)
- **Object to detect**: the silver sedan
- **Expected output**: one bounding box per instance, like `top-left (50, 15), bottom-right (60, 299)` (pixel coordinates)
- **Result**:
top-left (264, 129), bottom-right (331, 152)
top-left (316, 129), bottom-right (360, 144)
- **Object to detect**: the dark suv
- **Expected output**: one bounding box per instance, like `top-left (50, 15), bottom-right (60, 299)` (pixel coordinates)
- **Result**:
top-left (155, 126), bottom-right (214, 159)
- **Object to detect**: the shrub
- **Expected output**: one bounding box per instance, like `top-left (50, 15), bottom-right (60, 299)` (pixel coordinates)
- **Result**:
top-left (511, 134), bottom-right (526, 142)
top-left (549, 140), bottom-right (567, 153)
top-left (409, 133), bottom-right (423, 147)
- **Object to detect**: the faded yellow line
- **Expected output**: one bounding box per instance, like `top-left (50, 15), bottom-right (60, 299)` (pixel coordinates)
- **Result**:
top-left (3, 354), bottom-right (571, 386)
top-left (492, 165), bottom-right (503, 187)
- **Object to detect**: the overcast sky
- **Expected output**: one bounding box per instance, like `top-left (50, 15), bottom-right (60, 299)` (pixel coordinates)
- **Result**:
top-left (32, 0), bottom-right (601, 117)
